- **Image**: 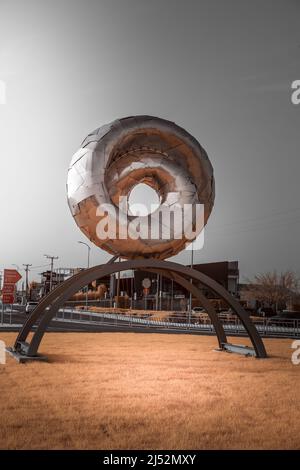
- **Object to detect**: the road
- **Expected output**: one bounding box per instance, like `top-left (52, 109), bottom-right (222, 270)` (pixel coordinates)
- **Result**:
top-left (1, 305), bottom-right (299, 339)
top-left (0, 306), bottom-right (213, 336)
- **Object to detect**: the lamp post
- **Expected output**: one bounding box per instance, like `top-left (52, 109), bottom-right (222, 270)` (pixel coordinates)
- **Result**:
top-left (78, 241), bottom-right (91, 310)
top-left (188, 241), bottom-right (194, 324)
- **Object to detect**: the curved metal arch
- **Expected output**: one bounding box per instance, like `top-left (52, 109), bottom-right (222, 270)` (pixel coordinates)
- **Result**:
top-left (21, 267), bottom-right (228, 356)
top-left (14, 259), bottom-right (267, 358)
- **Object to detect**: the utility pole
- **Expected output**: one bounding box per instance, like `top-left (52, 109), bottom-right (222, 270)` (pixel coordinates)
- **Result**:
top-left (23, 264), bottom-right (32, 301)
top-left (44, 255), bottom-right (59, 292)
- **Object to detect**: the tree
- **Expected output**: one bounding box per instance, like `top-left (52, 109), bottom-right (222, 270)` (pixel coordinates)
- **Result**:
top-left (244, 270), bottom-right (300, 310)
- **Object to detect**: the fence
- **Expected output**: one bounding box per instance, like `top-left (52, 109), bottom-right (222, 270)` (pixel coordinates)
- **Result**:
top-left (1, 304), bottom-right (299, 339)
top-left (53, 307), bottom-right (300, 339)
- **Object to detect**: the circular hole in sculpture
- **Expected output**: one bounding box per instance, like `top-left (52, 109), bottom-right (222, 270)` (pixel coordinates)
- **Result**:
top-left (128, 183), bottom-right (160, 216)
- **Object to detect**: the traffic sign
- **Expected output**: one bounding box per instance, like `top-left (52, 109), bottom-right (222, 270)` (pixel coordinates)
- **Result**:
top-left (142, 278), bottom-right (151, 288)
top-left (2, 284), bottom-right (15, 294)
top-left (2, 293), bottom-right (14, 304)
top-left (2, 269), bottom-right (21, 305)
top-left (3, 269), bottom-right (22, 284)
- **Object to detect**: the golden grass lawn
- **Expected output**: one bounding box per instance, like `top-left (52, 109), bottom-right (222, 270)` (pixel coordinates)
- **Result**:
top-left (0, 332), bottom-right (299, 449)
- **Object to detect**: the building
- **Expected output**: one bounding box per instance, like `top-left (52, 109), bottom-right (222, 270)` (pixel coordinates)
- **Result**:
top-left (188, 261), bottom-right (239, 297)
top-left (119, 260), bottom-right (240, 310)
top-left (39, 268), bottom-right (82, 297)
top-left (36, 261), bottom-right (240, 311)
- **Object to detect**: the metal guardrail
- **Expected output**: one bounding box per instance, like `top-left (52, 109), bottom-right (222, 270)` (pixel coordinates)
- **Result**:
top-left (1, 305), bottom-right (299, 338)
top-left (53, 308), bottom-right (300, 339)
top-left (0, 311), bottom-right (13, 325)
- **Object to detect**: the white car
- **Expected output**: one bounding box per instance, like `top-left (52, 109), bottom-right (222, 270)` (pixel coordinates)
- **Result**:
top-left (25, 301), bottom-right (38, 314)
top-left (192, 307), bottom-right (206, 314)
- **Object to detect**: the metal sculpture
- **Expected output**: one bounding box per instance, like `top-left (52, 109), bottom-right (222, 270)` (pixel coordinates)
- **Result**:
top-left (67, 115), bottom-right (215, 259)
top-left (9, 115), bottom-right (267, 361)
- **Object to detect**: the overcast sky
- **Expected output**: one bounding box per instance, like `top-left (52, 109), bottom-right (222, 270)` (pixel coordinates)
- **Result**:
top-left (0, 0), bottom-right (299, 282)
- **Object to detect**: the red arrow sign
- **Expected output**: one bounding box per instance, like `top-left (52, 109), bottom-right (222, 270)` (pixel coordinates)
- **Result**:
top-left (3, 269), bottom-right (22, 284)
top-left (2, 284), bottom-right (15, 294)
top-left (2, 293), bottom-right (14, 304)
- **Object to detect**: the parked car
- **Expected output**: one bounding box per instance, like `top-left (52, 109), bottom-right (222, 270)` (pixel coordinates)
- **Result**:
top-left (25, 301), bottom-right (38, 314)
top-left (257, 307), bottom-right (275, 317)
top-left (190, 307), bottom-right (209, 324)
top-left (192, 307), bottom-right (206, 314)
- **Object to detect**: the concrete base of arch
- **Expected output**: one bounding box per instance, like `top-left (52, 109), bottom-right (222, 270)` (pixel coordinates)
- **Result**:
top-left (10, 259), bottom-right (267, 361)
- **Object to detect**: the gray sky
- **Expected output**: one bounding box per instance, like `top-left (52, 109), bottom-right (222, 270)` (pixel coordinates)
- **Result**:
top-left (0, 0), bottom-right (299, 282)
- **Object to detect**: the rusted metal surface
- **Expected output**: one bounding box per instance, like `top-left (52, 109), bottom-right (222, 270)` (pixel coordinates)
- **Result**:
top-left (67, 116), bottom-right (215, 259)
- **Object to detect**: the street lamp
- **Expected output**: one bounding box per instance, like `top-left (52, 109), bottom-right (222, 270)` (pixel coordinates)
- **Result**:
top-left (78, 241), bottom-right (91, 268)
top-left (188, 241), bottom-right (194, 324)
top-left (78, 241), bottom-right (91, 310)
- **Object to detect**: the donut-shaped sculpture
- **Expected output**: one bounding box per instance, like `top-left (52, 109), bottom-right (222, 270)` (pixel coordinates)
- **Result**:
top-left (67, 115), bottom-right (215, 259)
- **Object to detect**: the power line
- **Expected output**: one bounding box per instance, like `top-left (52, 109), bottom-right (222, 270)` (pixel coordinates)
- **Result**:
top-left (209, 206), bottom-right (300, 232)
top-left (30, 263), bottom-right (51, 270)
top-left (208, 216), bottom-right (300, 239)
